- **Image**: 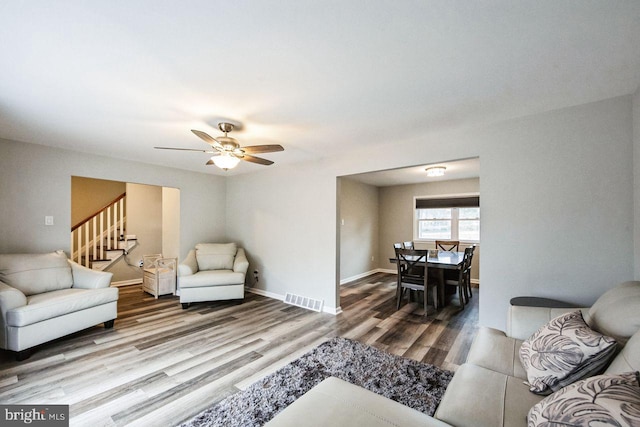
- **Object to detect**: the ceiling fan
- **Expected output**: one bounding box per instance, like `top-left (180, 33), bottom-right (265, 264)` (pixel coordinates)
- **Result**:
top-left (154, 122), bottom-right (284, 170)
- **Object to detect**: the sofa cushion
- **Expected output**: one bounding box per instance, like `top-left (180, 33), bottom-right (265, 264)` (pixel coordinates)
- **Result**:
top-left (528, 371), bottom-right (640, 426)
top-left (266, 376), bottom-right (448, 427)
top-left (465, 327), bottom-right (527, 380)
top-left (0, 251), bottom-right (73, 296)
top-left (435, 363), bottom-right (543, 427)
top-left (178, 270), bottom-right (245, 288)
top-left (519, 310), bottom-right (617, 395)
top-left (195, 243), bottom-right (237, 271)
top-left (6, 287), bottom-right (119, 327)
top-left (587, 280), bottom-right (640, 345)
top-left (606, 330), bottom-right (640, 375)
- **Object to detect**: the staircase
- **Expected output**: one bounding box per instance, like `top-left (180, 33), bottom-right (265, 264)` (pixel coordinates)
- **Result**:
top-left (71, 193), bottom-right (138, 270)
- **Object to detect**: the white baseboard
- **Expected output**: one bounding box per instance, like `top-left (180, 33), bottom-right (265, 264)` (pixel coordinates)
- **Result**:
top-left (245, 286), bottom-right (341, 316)
top-left (323, 305), bottom-right (342, 315)
top-left (340, 268), bottom-right (396, 285)
top-left (245, 286), bottom-right (283, 301)
top-left (112, 279), bottom-right (143, 287)
top-left (340, 269), bottom-right (377, 285)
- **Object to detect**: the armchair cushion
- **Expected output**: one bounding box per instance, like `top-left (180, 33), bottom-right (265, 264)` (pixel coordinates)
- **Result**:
top-left (0, 251), bottom-right (73, 296)
top-left (195, 243), bottom-right (237, 270)
top-left (519, 310), bottom-right (617, 395)
top-left (178, 270), bottom-right (245, 288)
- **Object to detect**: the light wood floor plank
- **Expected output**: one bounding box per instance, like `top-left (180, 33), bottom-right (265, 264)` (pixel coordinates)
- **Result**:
top-left (0, 274), bottom-right (478, 426)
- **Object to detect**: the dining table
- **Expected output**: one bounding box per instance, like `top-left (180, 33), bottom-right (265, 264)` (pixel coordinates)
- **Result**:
top-left (389, 250), bottom-right (465, 307)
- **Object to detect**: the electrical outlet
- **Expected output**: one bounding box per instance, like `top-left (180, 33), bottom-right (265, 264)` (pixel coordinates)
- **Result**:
top-left (138, 260), bottom-right (143, 267)
top-left (253, 270), bottom-right (259, 282)
top-left (45, 216), bottom-right (54, 226)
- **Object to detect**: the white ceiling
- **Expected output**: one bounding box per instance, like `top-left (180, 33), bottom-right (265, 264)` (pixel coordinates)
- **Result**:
top-left (1, 1), bottom-right (639, 176)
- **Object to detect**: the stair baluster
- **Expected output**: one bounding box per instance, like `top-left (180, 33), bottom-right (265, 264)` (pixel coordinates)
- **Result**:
top-left (100, 211), bottom-right (104, 260)
top-left (71, 192), bottom-right (130, 270)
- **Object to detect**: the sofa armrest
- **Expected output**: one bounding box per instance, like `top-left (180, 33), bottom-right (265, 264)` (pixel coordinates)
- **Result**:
top-left (233, 248), bottom-right (249, 275)
top-left (0, 281), bottom-right (27, 315)
top-left (507, 305), bottom-right (589, 340)
top-left (0, 281), bottom-right (27, 347)
top-left (178, 250), bottom-right (198, 277)
top-left (69, 261), bottom-right (113, 289)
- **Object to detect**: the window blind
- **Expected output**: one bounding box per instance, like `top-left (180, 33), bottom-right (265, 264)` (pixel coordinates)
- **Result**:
top-left (415, 196), bottom-right (479, 209)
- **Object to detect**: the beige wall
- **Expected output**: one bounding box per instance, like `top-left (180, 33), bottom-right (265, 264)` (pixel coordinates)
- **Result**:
top-left (71, 176), bottom-right (126, 227)
top-left (378, 178), bottom-right (480, 281)
top-left (162, 187), bottom-right (181, 260)
top-left (338, 178), bottom-right (379, 282)
top-left (634, 87), bottom-right (640, 280)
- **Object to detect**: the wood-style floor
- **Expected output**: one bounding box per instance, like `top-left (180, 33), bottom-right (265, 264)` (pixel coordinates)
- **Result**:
top-left (0, 273), bottom-right (478, 426)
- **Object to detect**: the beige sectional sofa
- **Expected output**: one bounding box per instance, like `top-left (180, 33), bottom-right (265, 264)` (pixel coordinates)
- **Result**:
top-left (267, 281), bottom-right (640, 426)
top-left (0, 251), bottom-right (118, 360)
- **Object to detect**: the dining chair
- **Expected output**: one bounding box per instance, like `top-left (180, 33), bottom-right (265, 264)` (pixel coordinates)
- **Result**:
top-left (435, 240), bottom-right (459, 251)
top-left (393, 243), bottom-right (406, 273)
top-left (402, 241), bottom-right (414, 249)
top-left (443, 247), bottom-right (473, 309)
top-left (464, 245), bottom-right (476, 300)
top-left (394, 248), bottom-right (438, 316)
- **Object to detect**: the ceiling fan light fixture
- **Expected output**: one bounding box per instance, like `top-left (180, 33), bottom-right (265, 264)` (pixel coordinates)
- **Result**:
top-left (426, 166), bottom-right (446, 177)
top-left (212, 153), bottom-right (240, 170)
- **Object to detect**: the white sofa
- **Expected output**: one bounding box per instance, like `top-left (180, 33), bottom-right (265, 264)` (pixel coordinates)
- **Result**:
top-left (0, 251), bottom-right (118, 360)
top-left (267, 281), bottom-right (640, 426)
top-left (177, 243), bottom-right (249, 308)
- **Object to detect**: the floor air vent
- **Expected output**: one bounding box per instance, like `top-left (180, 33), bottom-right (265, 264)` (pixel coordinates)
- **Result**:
top-left (284, 293), bottom-right (324, 312)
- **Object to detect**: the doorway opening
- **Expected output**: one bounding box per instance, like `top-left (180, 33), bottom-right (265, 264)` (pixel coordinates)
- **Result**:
top-left (71, 176), bottom-right (180, 287)
top-left (336, 157), bottom-right (480, 309)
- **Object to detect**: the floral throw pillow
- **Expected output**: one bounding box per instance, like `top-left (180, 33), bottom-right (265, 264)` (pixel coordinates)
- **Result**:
top-left (519, 310), bottom-right (617, 395)
top-left (528, 371), bottom-right (640, 427)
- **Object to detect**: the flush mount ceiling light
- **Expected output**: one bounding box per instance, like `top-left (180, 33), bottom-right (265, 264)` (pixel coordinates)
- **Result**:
top-left (425, 166), bottom-right (446, 177)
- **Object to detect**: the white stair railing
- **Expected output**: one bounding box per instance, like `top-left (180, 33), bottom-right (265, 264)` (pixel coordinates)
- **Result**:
top-left (71, 193), bottom-right (126, 267)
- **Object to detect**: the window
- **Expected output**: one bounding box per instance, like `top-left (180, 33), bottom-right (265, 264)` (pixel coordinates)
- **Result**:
top-left (415, 196), bottom-right (480, 242)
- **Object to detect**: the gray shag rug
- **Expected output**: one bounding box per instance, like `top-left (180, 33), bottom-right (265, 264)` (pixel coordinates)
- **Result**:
top-left (180, 337), bottom-right (453, 427)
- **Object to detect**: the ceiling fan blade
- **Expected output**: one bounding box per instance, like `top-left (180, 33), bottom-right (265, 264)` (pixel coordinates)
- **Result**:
top-left (241, 154), bottom-right (274, 166)
top-left (154, 146), bottom-right (217, 153)
top-left (241, 144), bottom-right (284, 154)
top-left (191, 129), bottom-right (223, 149)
